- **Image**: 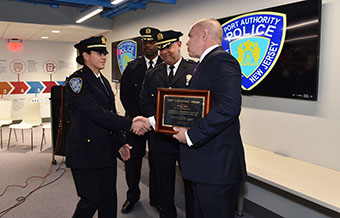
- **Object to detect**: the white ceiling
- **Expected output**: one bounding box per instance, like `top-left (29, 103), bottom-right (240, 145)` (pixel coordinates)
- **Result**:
top-left (0, 21), bottom-right (110, 43)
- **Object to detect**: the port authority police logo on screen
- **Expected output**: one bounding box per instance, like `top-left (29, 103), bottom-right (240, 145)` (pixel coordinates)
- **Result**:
top-left (221, 12), bottom-right (286, 90)
top-left (117, 40), bottom-right (137, 74)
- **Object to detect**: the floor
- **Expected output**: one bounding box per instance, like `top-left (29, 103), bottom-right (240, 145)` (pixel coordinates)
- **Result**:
top-left (0, 124), bottom-right (254, 218)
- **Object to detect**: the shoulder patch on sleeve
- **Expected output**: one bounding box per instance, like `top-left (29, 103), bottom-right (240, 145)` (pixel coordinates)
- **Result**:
top-left (69, 77), bottom-right (83, 93)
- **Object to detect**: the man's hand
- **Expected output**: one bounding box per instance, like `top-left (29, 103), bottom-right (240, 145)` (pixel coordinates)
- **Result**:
top-left (173, 127), bottom-right (188, 144)
top-left (119, 144), bottom-right (132, 161)
top-left (131, 116), bottom-right (151, 135)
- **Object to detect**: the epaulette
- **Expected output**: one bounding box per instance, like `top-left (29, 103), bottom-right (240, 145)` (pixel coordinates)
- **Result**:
top-left (69, 68), bottom-right (84, 78)
top-left (153, 62), bottom-right (164, 70)
top-left (145, 62), bottom-right (163, 77)
top-left (185, 58), bottom-right (197, 64)
top-left (126, 56), bottom-right (143, 68)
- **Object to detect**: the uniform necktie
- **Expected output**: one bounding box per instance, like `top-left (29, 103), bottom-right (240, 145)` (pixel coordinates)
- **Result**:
top-left (148, 60), bottom-right (154, 70)
top-left (99, 76), bottom-right (109, 95)
top-left (168, 65), bottom-right (175, 84)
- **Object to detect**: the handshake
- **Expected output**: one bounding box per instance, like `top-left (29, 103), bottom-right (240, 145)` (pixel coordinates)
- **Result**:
top-left (130, 116), bottom-right (152, 136)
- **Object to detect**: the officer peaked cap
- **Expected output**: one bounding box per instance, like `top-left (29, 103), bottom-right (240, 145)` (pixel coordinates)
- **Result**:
top-left (74, 35), bottom-right (108, 54)
top-left (140, 27), bottom-right (160, 41)
top-left (155, 30), bottom-right (183, 50)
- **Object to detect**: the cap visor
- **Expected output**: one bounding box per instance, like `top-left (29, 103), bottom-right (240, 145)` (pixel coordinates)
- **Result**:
top-left (91, 47), bottom-right (109, 54)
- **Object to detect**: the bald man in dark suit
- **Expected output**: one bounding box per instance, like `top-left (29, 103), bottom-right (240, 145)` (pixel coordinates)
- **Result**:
top-left (173, 18), bottom-right (247, 218)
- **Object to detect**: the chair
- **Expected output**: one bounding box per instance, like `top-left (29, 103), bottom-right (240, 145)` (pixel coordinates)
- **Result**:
top-left (8, 102), bottom-right (42, 151)
top-left (0, 100), bottom-right (15, 149)
top-left (40, 122), bottom-right (51, 151)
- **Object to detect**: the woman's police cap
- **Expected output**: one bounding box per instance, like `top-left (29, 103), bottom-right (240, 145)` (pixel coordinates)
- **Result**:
top-left (140, 27), bottom-right (160, 41)
top-left (155, 30), bottom-right (183, 50)
top-left (74, 35), bottom-right (108, 54)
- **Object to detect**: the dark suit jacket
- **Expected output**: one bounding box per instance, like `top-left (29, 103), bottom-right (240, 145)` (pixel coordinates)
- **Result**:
top-left (120, 56), bottom-right (162, 118)
top-left (180, 46), bottom-right (247, 185)
top-left (140, 58), bottom-right (195, 153)
top-left (65, 65), bottom-right (132, 169)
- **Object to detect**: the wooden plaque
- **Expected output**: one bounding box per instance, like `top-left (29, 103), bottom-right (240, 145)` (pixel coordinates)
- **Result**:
top-left (155, 88), bottom-right (211, 134)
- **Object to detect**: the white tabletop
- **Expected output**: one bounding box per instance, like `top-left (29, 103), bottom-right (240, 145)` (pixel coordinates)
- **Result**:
top-left (244, 144), bottom-right (340, 213)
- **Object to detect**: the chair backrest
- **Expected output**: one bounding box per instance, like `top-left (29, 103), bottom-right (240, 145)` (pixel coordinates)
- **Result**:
top-left (22, 102), bottom-right (42, 126)
top-left (0, 100), bottom-right (13, 121)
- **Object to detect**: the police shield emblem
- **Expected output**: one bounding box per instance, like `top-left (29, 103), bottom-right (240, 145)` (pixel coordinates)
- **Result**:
top-left (69, 77), bottom-right (82, 93)
top-left (117, 40), bottom-right (137, 74)
top-left (221, 12), bottom-right (286, 90)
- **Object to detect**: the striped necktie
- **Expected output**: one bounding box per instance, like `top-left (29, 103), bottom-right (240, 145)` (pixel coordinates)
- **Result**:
top-left (193, 61), bottom-right (200, 75)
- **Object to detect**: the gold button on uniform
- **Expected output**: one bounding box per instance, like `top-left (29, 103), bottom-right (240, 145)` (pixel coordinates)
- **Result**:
top-left (87, 139), bottom-right (91, 142)
top-left (134, 84), bottom-right (138, 87)
top-left (151, 94), bottom-right (154, 97)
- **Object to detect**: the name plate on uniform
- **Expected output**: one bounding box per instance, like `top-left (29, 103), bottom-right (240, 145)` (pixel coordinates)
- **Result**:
top-left (155, 88), bottom-right (211, 134)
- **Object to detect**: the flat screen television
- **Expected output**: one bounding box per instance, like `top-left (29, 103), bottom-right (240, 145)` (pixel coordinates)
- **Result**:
top-left (218, 0), bottom-right (321, 100)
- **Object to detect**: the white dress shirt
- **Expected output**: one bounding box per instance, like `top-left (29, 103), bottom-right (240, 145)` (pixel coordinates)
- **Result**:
top-left (148, 58), bottom-right (182, 129)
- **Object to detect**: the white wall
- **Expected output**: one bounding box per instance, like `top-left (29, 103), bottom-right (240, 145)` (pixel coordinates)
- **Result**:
top-left (102, 0), bottom-right (340, 172)
top-left (100, 1), bottom-right (339, 215)
top-left (0, 39), bottom-right (76, 119)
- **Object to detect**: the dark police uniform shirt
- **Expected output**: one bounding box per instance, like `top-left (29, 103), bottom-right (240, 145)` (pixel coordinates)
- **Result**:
top-left (140, 58), bottom-right (195, 153)
top-left (65, 65), bottom-right (132, 169)
top-left (120, 56), bottom-right (162, 118)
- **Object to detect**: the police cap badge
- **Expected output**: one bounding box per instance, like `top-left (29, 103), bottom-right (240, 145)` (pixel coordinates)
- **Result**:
top-left (155, 30), bottom-right (183, 50)
top-left (140, 27), bottom-right (160, 41)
